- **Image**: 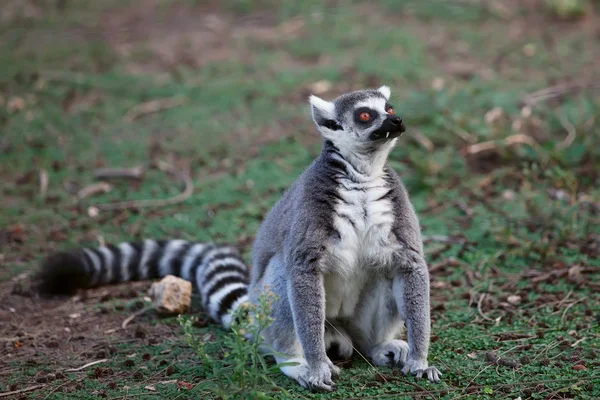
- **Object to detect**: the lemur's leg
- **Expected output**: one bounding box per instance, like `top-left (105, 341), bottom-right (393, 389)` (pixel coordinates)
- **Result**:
top-left (255, 254), bottom-right (339, 392)
top-left (392, 250), bottom-right (442, 382)
top-left (344, 278), bottom-right (408, 367)
top-left (325, 323), bottom-right (353, 360)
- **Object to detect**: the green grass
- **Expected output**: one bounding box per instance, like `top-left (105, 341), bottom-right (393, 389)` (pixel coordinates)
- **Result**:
top-left (1, 0), bottom-right (599, 398)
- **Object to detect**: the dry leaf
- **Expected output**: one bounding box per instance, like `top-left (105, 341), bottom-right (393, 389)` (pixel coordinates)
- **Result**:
top-left (8, 96), bottom-right (25, 112)
top-left (178, 381), bottom-right (194, 389)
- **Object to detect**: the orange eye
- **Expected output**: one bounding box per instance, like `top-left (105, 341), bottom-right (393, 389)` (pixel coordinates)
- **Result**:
top-left (387, 107), bottom-right (395, 115)
top-left (359, 112), bottom-right (371, 121)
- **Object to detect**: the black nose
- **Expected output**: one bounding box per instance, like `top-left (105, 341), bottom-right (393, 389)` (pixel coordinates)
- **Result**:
top-left (389, 116), bottom-right (402, 126)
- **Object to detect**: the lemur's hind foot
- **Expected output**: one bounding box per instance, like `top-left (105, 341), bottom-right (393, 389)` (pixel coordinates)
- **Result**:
top-left (369, 339), bottom-right (409, 367)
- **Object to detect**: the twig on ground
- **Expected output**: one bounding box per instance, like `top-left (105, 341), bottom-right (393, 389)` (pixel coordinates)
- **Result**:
top-left (464, 345), bottom-right (522, 389)
top-left (429, 257), bottom-right (464, 273)
top-left (464, 134), bottom-right (543, 156)
top-left (124, 97), bottom-right (188, 122)
top-left (64, 359), bottom-right (108, 372)
top-left (522, 82), bottom-right (600, 107)
top-left (77, 182), bottom-right (113, 200)
top-left (423, 235), bottom-right (467, 245)
top-left (530, 269), bottom-right (568, 283)
top-left (556, 113), bottom-right (577, 150)
top-left (89, 160), bottom-right (193, 213)
top-left (122, 306), bottom-right (153, 330)
top-left (43, 378), bottom-right (84, 400)
top-left (477, 293), bottom-right (493, 321)
top-left (95, 166), bottom-right (145, 180)
top-left (0, 384), bottom-right (46, 398)
top-left (443, 121), bottom-right (477, 143)
top-left (410, 130), bottom-right (434, 152)
top-left (560, 298), bottom-right (586, 322)
top-left (531, 341), bottom-right (561, 362)
top-left (39, 169), bottom-right (48, 201)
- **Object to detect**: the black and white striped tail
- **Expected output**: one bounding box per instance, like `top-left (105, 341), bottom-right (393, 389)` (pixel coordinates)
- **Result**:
top-left (36, 240), bottom-right (250, 327)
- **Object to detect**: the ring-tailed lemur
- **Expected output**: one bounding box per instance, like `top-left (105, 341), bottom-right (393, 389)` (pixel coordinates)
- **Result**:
top-left (36, 86), bottom-right (442, 392)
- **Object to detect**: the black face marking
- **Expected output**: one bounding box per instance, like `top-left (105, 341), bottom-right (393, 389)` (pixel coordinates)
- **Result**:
top-left (323, 119), bottom-right (343, 131)
top-left (368, 115), bottom-right (405, 141)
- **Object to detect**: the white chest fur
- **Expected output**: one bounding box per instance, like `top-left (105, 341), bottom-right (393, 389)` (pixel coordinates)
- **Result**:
top-left (323, 174), bottom-right (395, 318)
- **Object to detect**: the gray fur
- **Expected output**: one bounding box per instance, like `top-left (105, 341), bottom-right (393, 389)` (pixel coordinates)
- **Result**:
top-left (250, 87), bottom-right (441, 391)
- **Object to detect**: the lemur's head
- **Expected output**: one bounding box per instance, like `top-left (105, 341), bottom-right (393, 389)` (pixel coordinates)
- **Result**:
top-left (309, 86), bottom-right (405, 153)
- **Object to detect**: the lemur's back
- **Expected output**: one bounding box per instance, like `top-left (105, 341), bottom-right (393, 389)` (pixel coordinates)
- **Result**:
top-left (250, 156), bottom-right (329, 286)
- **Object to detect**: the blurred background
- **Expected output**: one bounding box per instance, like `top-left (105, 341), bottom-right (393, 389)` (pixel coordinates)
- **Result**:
top-left (1, 0), bottom-right (599, 398)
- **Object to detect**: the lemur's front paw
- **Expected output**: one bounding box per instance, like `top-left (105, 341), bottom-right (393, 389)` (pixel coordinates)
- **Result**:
top-left (401, 358), bottom-right (442, 383)
top-left (303, 359), bottom-right (339, 392)
top-left (279, 357), bottom-right (339, 392)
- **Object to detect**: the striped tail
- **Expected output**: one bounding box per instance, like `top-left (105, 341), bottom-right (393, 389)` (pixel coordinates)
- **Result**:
top-left (36, 239), bottom-right (250, 327)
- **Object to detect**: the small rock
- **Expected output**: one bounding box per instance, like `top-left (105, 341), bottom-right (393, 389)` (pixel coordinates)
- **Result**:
top-left (431, 77), bottom-right (445, 91)
top-left (87, 206), bottom-right (100, 218)
top-left (502, 190), bottom-right (516, 201)
top-left (148, 275), bottom-right (192, 316)
top-left (507, 295), bottom-right (522, 305)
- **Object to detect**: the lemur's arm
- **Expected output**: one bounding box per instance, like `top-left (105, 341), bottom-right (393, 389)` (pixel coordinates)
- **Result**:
top-left (288, 265), bottom-right (327, 362)
top-left (392, 246), bottom-right (442, 382)
top-left (286, 228), bottom-right (340, 391)
top-left (386, 168), bottom-right (441, 382)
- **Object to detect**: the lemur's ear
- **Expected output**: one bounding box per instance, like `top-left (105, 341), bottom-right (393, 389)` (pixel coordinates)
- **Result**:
top-left (377, 85), bottom-right (391, 100)
top-left (309, 95), bottom-right (342, 131)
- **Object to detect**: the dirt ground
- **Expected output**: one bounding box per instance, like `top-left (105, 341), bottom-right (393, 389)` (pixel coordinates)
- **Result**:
top-left (1, 0), bottom-right (600, 398)
top-left (0, 278), bottom-right (202, 396)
